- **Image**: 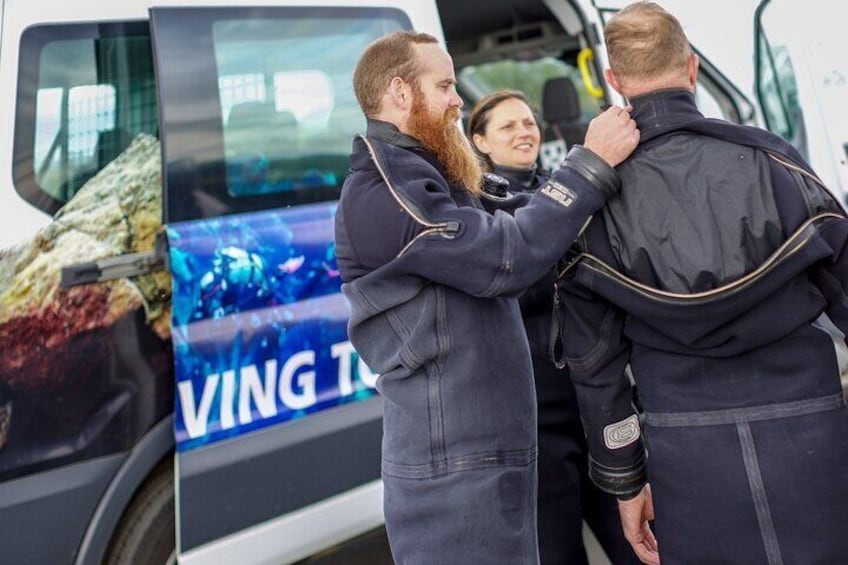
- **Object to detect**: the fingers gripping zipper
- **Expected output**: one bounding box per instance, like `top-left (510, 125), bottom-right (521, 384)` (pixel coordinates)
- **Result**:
top-left (361, 135), bottom-right (459, 257)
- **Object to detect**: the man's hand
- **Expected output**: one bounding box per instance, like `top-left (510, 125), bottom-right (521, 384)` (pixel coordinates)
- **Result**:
top-left (618, 483), bottom-right (660, 565)
top-left (583, 105), bottom-right (640, 167)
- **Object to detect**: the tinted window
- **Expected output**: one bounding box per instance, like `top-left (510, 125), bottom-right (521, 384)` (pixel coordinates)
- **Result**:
top-left (14, 22), bottom-right (157, 214)
top-left (151, 7), bottom-right (411, 222)
top-left (755, 2), bottom-right (806, 155)
top-left (757, 37), bottom-right (801, 140)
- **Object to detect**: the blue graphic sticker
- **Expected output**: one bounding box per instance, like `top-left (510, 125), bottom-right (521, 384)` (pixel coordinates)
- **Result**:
top-left (167, 203), bottom-right (377, 451)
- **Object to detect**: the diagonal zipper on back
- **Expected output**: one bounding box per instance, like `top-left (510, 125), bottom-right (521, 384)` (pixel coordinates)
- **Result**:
top-left (569, 213), bottom-right (843, 304)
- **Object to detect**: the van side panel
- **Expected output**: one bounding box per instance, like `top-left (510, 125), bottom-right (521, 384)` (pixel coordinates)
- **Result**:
top-left (0, 1), bottom-right (443, 563)
top-left (178, 397), bottom-right (382, 551)
top-left (0, 455), bottom-right (123, 564)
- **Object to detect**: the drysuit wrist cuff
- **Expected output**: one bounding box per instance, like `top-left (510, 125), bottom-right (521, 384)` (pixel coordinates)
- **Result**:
top-left (588, 450), bottom-right (648, 498)
top-left (561, 145), bottom-right (622, 199)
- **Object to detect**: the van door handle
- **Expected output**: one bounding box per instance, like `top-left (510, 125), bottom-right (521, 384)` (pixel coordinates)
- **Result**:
top-left (61, 233), bottom-right (168, 287)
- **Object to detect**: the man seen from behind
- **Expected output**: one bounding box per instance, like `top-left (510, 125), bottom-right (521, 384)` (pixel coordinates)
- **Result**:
top-left (558, 3), bottom-right (848, 564)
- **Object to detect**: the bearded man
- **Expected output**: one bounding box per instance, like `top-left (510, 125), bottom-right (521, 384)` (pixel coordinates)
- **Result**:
top-left (333, 30), bottom-right (639, 564)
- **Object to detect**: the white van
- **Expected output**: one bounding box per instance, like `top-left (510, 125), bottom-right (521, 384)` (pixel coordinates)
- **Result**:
top-left (0, 1), bottom-right (842, 564)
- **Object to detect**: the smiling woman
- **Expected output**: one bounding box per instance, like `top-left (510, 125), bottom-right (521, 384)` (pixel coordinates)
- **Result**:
top-left (466, 89), bottom-right (639, 565)
top-left (469, 90), bottom-right (541, 171)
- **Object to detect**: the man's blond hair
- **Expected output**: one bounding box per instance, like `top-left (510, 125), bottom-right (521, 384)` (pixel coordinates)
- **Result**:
top-left (353, 31), bottom-right (439, 118)
top-left (604, 2), bottom-right (691, 84)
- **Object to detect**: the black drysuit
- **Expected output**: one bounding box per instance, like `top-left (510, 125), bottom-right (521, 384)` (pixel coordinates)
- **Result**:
top-left (489, 164), bottom-right (638, 565)
top-left (334, 120), bottom-right (621, 564)
top-left (559, 89), bottom-right (848, 564)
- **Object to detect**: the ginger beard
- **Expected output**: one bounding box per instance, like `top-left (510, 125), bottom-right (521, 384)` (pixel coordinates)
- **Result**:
top-left (407, 87), bottom-right (482, 195)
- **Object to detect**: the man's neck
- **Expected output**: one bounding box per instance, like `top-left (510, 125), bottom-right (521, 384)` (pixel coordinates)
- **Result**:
top-left (366, 119), bottom-right (420, 149)
top-left (621, 80), bottom-right (692, 101)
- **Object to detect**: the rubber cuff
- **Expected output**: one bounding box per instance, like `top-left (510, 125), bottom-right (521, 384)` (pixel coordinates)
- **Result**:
top-left (588, 450), bottom-right (648, 499)
top-left (562, 145), bottom-right (622, 199)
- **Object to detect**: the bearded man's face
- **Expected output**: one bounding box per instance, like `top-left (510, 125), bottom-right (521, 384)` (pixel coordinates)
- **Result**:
top-left (406, 83), bottom-right (482, 195)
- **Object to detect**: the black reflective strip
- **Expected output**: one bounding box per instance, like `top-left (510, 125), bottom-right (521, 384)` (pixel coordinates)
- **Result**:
top-left (382, 447), bottom-right (536, 479)
top-left (586, 450), bottom-right (648, 499)
top-left (737, 422), bottom-right (784, 565)
top-left (644, 393), bottom-right (844, 427)
top-left (178, 397), bottom-right (382, 551)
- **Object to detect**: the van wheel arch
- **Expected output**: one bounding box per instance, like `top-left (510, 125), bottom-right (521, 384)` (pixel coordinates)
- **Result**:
top-left (74, 416), bottom-right (175, 565)
top-left (103, 456), bottom-right (176, 565)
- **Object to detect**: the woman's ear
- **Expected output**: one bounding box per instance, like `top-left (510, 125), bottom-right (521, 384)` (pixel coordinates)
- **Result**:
top-left (472, 133), bottom-right (490, 155)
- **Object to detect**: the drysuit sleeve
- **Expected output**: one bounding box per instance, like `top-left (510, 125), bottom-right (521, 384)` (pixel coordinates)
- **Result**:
top-left (398, 146), bottom-right (619, 298)
top-left (557, 265), bottom-right (648, 499)
top-left (812, 218), bottom-right (848, 342)
top-left (768, 152), bottom-right (848, 347)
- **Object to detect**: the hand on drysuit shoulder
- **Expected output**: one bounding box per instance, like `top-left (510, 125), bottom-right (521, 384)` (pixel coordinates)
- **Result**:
top-left (582, 104), bottom-right (640, 168)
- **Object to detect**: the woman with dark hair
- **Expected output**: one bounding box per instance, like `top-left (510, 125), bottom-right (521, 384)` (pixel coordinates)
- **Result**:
top-left (469, 89), bottom-right (638, 565)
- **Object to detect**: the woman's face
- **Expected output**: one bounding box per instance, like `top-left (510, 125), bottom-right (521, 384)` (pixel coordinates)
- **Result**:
top-left (473, 97), bottom-right (541, 170)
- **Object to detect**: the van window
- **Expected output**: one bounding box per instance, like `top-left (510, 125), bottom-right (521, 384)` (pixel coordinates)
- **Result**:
top-left (219, 73), bottom-right (267, 119)
top-left (210, 17), bottom-right (387, 199)
top-left (14, 22), bottom-right (157, 215)
top-left (756, 41), bottom-right (801, 141)
top-left (35, 84), bottom-right (117, 185)
top-left (755, 4), bottom-right (806, 154)
top-left (151, 7), bottom-right (410, 222)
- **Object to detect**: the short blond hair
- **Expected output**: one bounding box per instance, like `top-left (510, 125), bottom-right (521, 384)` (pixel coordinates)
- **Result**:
top-left (353, 31), bottom-right (439, 118)
top-left (604, 2), bottom-right (691, 84)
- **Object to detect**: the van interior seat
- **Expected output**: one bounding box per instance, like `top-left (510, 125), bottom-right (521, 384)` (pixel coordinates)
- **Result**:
top-left (539, 77), bottom-right (587, 170)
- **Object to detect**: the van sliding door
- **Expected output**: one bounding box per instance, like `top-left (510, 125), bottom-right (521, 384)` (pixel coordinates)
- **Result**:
top-left (149, 6), bottom-right (410, 564)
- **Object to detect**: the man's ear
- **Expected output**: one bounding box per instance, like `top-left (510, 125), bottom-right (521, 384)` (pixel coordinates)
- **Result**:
top-left (687, 53), bottom-right (700, 88)
top-left (605, 68), bottom-right (624, 96)
top-left (388, 77), bottom-right (412, 111)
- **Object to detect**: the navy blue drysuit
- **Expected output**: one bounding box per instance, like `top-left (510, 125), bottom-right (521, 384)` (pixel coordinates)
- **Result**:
top-left (489, 164), bottom-right (637, 565)
top-left (558, 89), bottom-right (848, 564)
top-left (334, 119), bottom-right (621, 564)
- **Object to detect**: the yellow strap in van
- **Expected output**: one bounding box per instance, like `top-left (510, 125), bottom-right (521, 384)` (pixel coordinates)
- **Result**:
top-left (577, 48), bottom-right (605, 99)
